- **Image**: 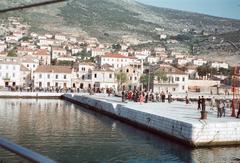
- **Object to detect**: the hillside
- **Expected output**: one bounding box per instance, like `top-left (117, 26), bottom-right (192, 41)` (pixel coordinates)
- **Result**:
top-left (1, 0), bottom-right (240, 42)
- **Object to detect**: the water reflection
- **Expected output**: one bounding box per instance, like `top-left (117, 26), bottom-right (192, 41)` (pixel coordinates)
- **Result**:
top-left (0, 99), bottom-right (239, 163)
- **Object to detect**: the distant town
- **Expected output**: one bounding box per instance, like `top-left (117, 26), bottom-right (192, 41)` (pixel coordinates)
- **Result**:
top-left (0, 17), bottom-right (238, 94)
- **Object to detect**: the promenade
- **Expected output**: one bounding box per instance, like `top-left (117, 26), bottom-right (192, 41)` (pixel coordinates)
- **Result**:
top-left (63, 93), bottom-right (240, 147)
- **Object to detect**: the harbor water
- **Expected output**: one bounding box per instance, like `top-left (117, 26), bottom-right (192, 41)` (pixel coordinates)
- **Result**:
top-left (0, 99), bottom-right (240, 163)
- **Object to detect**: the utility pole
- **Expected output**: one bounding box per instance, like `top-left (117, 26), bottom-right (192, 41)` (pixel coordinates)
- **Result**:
top-left (147, 66), bottom-right (151, 92)
top-left (231, 66), bottom-right (237, 117)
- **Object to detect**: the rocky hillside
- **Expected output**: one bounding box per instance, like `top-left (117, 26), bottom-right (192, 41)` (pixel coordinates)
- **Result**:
top-left (1, 0), bottom-right (240, 42)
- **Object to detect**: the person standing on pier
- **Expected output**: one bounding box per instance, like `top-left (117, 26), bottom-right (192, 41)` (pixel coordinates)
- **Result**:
top-left (221, 100), bottom-right (226, 117)
top-left (197, 96), bottom-right (201, 110)
top-left (201, 96), bottom-right (206, 112)
top-left (217, 100), bottom-right (222, 118)
top-left (237, 100), bottom-right (240, 118)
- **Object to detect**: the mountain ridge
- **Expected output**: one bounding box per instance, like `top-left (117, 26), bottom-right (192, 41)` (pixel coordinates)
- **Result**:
top-left (1, 0), bottom-right (240, 42)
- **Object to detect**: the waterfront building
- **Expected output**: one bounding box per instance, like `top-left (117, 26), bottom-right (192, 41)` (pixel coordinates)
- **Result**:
top-left (33, 65), bottom-right (73, 89)
top-left (0, 57), bottom-right (21, 87)
top-left (153, 64), bottom-right (189, 93)
top-left (118, 65), bottom-right (142, 89)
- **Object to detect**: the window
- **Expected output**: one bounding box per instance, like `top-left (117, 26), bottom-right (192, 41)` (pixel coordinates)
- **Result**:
top-left (135, 77), bottom-right (137, 81)
top-left (13, 73), bottom-right (15, 78)
top-left (126, 69), bottom-right (129, 73)
top-left (175, 77), bottom-right (179, 81)
top-left (82, 75), bottom-right (85, 80)
top-left (94, 74), bottom-right (97, 78)
top-left (182, 77), bottom-right (185, 82)
top-left (130, 77), bottom-right (132, 80)
top-left (6, 65), bottom-right (8, 69)
top-left (56, 75), bottom-right (58, 79)
top-left (47, 82), bottom-right (50, 87)
top-left (39, 74), bottom-right (42, 79)
top-left (182, 86), bottom-right (185, 90)
top-left (13, 66), bottom-right (15, 70)
top-left (47, 74), bottom-right (50, 79)
top-left (33, 64), bottom-right (35, 68)
top-left (109, 74), bottom-right (112, 78)
top-left (27, 64), bottom-right (29, 67)
top-left (64, 75), bottom-right (67, 79)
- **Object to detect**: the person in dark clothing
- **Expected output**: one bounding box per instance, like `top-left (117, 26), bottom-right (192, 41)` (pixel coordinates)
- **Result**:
top-left (201, 96), bottom-right (206, 112)
top-left (237, 101), bottom-right (240, 118)
top-left (122, 90), bottom-right (125, 102)
top-left (197, 96), bottom-right (201, 110)
top-left (145, 92), bottom-right (149, 103)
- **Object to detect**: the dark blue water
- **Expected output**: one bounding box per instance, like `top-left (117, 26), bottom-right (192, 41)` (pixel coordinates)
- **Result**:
top-left (0, 99), bottom-right (239, 163)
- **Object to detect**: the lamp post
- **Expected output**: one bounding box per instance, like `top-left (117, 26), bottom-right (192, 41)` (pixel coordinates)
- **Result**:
top-left (231, 66), bottom-right (237, 117)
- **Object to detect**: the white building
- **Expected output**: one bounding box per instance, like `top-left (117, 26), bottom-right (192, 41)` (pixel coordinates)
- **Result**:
top-left (0, 43), bottom-right (7, 52)
top-left (52, 47), bottom-right (67, 59)
top-left (91, 69), bottom-right (117, 89)
top-left (193, 59), bottom-right (207, 66)
top-left (211, 62), bottom-right (229, 69)
top-left (33, 49), bottom-right (51, 65)
top-left (153, 64), bottom-right (189, 93)
top-left (91, 48), bottom-right (106, 57)
top-left (38, 39), bottom-right (54, 46)
top-left (100, 54), bottom-right (139, 70)
top-left (33, 65), bottom-right (73, 88)
top-left (55, 34), bottom-right (67, 41)
top-left (0, 57), bottom-right (21, 87)
top-left (20, 55), bottom-right (39, 72)
top-left (146, 56), bottom-right (160, 64)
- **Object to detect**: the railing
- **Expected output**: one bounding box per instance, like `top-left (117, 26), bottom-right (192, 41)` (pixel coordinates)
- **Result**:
top-left (0, 138), bottom-right (57, 163)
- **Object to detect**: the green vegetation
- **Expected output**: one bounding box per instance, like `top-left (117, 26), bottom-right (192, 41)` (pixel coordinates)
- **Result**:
top-left (154, 70), bottom-right (168, 83)
top-left (8, 48), bottom-right (17, 57)
top-left (116, 72), bottom-right (128, 90)
top-left (73, 49), bottom-right (91, 60)
top-left (57, 61), bottom-right (73, 66)
top-left (197, 65), bottom-right (231, 77)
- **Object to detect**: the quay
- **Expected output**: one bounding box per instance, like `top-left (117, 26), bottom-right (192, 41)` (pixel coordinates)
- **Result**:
top-left (63, 93), bottom-right (240, 148)
top-left (0, 91), bottom-right (63, 99)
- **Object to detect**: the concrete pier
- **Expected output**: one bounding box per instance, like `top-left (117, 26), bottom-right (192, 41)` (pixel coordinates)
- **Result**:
top-left (63, 94), bottom-right (240, 148)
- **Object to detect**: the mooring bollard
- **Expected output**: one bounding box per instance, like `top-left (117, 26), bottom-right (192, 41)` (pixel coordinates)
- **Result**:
top-left (201, 111), bottom-right (208, 120)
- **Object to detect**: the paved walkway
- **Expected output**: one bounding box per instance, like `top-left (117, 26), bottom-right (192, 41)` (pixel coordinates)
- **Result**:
top-left (79, 94), bottom-right (240, 125)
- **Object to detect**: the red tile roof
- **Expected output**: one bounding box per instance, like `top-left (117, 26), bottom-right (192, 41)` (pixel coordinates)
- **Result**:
top-left (35, 65), bottom-right (72, 74)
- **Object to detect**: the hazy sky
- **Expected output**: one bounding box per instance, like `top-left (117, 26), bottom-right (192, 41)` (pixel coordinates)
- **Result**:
top-left (136, 0), bottom-right (240, 20)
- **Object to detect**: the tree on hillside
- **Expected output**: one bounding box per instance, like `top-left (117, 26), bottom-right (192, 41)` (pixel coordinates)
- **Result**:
top-left (8, 49), bottom-right (17, 57)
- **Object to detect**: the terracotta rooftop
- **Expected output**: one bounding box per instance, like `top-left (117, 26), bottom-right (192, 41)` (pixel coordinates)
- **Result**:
top-left (102, 53), bottom-right (129, 58)
top-left (35, 65), bottom-right (72, 74)
top-left (154, 64), bottom-right (186, 75)
top-left (20, 64), bottom-right (30, 71)
top-left (34, 49), bottom-right (49, 56)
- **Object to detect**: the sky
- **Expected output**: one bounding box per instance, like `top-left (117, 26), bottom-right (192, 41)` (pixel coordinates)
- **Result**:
top-left (136, 0), bottom-right (240, 20)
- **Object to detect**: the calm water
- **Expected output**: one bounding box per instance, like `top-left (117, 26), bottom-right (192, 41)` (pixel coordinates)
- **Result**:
top-left (0, 99), bottom-right (240, 163)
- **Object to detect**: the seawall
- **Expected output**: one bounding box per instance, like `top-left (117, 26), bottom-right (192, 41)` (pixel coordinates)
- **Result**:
top-left (63, 94), bottom-right (240, 148)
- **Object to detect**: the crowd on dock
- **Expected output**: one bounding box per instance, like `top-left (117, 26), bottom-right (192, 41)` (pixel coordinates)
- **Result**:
top-left (121, 90), bottom-right (173, 104)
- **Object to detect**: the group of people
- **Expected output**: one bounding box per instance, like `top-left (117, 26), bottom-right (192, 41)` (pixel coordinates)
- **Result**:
top-left (122, 90), bottom-right (173, 104)
top-left (198, 96), bottom-right (240, 118)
